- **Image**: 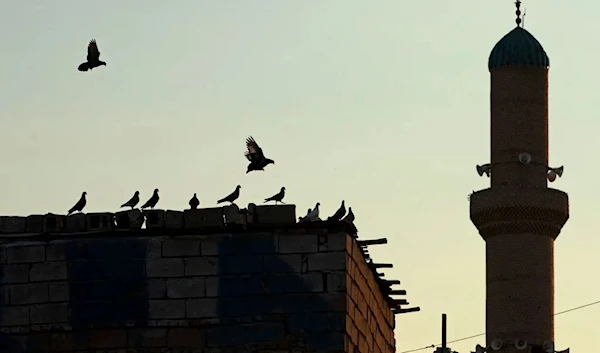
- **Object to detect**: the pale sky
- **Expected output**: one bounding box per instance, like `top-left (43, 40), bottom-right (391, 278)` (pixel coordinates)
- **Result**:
top-left (1, 0), bottom-right (598, 351)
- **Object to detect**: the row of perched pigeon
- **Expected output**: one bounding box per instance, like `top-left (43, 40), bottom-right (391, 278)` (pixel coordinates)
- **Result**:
top-left (67, 185), bottom-right (285, 215)
top-left (298, 200), bottom-right (355, 226)
top-left (75, 39), bottom-right (356, 227)
top-left (67, 188), bottom-right (355, 226)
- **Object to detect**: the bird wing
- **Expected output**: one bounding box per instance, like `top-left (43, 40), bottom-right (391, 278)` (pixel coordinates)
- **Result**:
top-left (218, 189), bottom-right (237, 203)
top-left (141, 195), bottom-right (154, 208)
top-left (306, 207), bottom-right (319, 220)
top-left (332, 204), bottom-right (346, 219)
top-left (70, 196), bottom-right (85, 213)
top-left (230, 188), bottom-right (239, 201)
top-left (245, 136), bottom-right (264, 162)
top-left (122, 194), bottom-right (137, 207)
top-left (87, 39), bottom-right (100, 61)
top-left (225, 191), bottom-right (235, 202)
top-left (265, 190), bottom-right (281, 201)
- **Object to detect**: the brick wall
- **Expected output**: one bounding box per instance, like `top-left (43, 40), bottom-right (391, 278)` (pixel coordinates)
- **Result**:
top-left (0, 205), bottom-right (408, 353)
top-left (346, 237), bottom-right (396, 353)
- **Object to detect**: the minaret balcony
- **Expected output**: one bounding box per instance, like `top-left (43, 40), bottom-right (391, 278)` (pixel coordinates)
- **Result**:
top-left (470, 187), bottom-right (569, 240)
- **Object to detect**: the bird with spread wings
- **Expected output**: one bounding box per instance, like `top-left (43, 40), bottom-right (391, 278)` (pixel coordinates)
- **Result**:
top-left (244, 136), bottom-right (275, 173)
top-left (78, 39), bottom-right (107, 72)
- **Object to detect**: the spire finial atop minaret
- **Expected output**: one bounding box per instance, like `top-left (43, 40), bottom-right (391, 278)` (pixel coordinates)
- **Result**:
top-left (515, 0), bottom-right (523, 27)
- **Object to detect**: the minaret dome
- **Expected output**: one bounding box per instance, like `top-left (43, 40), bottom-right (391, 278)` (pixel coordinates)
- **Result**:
top-left (488, 27), bottom-right (549, 71)
top-left (488, 1), bottom-right (549, 72)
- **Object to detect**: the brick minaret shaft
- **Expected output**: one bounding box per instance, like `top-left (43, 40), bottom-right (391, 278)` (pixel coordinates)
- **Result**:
top-left (470, 18), bottom-right (570, 353)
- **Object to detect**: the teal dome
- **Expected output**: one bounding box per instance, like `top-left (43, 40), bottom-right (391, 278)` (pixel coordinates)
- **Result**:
top-left (488, 27), bottom-right (549, 71)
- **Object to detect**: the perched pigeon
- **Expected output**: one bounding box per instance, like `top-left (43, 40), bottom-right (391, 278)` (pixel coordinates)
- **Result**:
top-left (342, 206), bottom-right (358, 236)
top-left (217, 185), bottom-right (241, 204)
top-left (189, 193), bottom-right (200, 209)
top-left (141, 189), bottom-right (160, 209)
top-left (342, 207), bottom-right (355, 224)
top-left (244, 136), bottom-right (275, 173)
top-left (298, 208), bottom-right (311, 222)
top-left (304, 202), bottom-right (321, 222)
top-left (328, 200), bottom-right (346, 221)
top-left (264, 187), bottom-right (286, 204)
top-left (121, 191), bottom-right (140, 209)
top-left (78, 39), bottom-right (107, 72)
top-left (68, 192), bottom-right (87, 215)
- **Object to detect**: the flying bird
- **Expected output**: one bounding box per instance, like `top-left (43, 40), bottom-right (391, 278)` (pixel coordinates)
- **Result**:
top-left (244, 136), bottom-right (275, 173)
top-left (78, 39), bottom-right (107, 72)
top-left (120, 191), bottom-right (140, 209)
top-left (141, 189), bottom-right (160, 209)
top-left (342, 207), bottom-right (355, 224)
top-left (264, 187), bottom-right (286, 204)
top-left (304, 202), bottom-right (321, 222)
top-left (328, 200), bottom-right (346, 221)
top-left (68, 192), bottom-right (87, 215)
top-left (217, 185), bottom-right (241, 204)
top-left (189, 193), bottom-right (200, 209)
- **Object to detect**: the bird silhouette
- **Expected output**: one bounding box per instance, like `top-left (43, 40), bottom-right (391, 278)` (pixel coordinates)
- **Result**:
top-left (78, 39), bottom-right (107, 72)
top-left (298, 208), bottom-right (312, 222)
top-left (217, 185), bottom-right (241, 204)
top-left (298, 208), bottom-right (311, 222)
top-left (141, 189), bottom-right (160, 209)
top-left (68, 192), bottom-right (87, 215)
top-left (342, 207), bottom-right (355, 224)
top-left (189, 193), bottom-right (200, 209)
top-left (264, 187), bottom-right (286, 204)
top-left (244, 136), bottom-right (274, 173)
top-left (304, 202), bottom-right (321, 222)
top-left (120, 191), bottom-right (140, 209)
top-left (328, 200), bottom-right (346, 221)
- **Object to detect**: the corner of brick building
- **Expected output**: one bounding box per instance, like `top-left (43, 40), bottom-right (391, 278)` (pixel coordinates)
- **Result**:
top-left (0, 206), bottom-right (408, 353)
top-left (345, 234), bottom-right (396, 353)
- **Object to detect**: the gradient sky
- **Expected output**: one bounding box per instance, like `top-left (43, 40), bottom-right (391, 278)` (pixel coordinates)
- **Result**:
top-left (1, 0), bottom-right (598, 351)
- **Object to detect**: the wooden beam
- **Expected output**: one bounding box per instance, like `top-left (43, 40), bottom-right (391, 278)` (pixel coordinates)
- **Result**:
top-left (381, 280), bottom-right (401, 285)
top-left (392, 299), bottom-right (408, 306)
top-left (390, 290), bottom-right (407, 295)
top-left (393, 307), bottom-right (420, 314)
top-left (357, 238), bottom-right (388, 246)
top-left (373, 263), bottom-right (393, 269)
top-left (376, 272), bottom-right (385, 277)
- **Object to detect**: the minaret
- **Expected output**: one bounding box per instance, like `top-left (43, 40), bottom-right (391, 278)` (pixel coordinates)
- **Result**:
top-left (470, 2), bottom-right (569, 353)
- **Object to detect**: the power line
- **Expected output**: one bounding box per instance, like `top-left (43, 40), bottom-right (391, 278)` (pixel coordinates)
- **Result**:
top-left (399, 299), bottom-right (600, 353)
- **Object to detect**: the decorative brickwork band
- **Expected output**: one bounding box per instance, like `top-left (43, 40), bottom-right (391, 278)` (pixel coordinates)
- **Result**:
top-left (470, 187), bottom-right (569, 240)
top-left (474, 219), bottom-right (563, 239)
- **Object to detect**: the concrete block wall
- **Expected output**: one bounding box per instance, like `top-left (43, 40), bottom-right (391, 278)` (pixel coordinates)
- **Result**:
top-left (0, 221), bottom-right (398, 353)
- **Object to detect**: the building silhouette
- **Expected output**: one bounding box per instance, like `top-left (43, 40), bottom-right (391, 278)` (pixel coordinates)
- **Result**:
top-left (470, 2), bottom-right (569, 353)
top-left (0, 205), bottom-right (419, 352)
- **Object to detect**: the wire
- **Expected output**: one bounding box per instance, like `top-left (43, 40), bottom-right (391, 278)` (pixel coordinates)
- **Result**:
top-left (399, 299), bottom-right (600, 353)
